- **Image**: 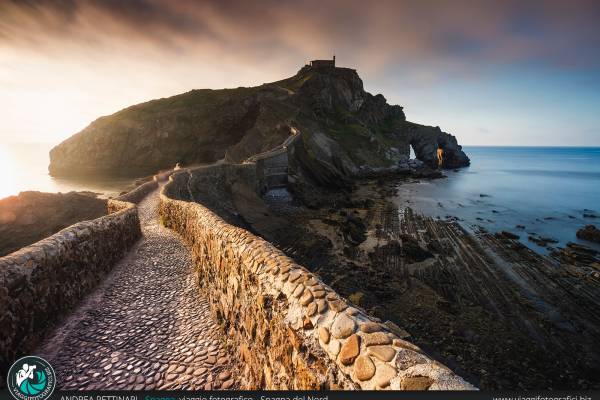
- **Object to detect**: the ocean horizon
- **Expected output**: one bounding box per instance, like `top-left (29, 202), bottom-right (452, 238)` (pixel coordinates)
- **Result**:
top-left (2, 142), bottom-right (599, 253)
top-left (396, 145), bottom-right (600, 253)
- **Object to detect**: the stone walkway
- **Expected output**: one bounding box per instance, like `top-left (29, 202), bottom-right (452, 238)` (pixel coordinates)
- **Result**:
top-left (36, 187), bottom-right (236, 390)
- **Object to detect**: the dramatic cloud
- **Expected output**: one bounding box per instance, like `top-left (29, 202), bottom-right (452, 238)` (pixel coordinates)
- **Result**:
top-left (0, 0), bottom-right (599, 144)
top-left (2, 0), bottom-right (600, 72)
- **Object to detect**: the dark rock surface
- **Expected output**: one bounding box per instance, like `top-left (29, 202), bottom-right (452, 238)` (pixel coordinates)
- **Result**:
top-left (49, 65), bottom-right (469, 178)
top-left (0, 191), bottom-right (107, 256)
top-left (577, 225), bottom-right (600, 244)
top-left (207, 172), bottom-right (600, 390)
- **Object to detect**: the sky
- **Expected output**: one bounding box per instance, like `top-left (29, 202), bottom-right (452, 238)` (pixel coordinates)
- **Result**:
top-left (0, 0), bottom-right (599, 146)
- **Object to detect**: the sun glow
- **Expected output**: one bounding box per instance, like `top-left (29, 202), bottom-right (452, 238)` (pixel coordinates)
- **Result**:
top-left (0, 144), bottom-right (20, 199)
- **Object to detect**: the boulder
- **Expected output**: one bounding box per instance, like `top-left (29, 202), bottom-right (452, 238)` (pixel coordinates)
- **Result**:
top-left (577, 225), bottom-right (600, 244)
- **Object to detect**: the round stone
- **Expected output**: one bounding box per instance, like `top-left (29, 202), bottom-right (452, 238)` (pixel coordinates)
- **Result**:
top-left (292, 284), bottom-right (305, 298)
top-left (300, 290), bottom-right (314, 306)
top-left (217, 356), bottom-right (228, 365)
top-left (305, 277), bottom-right (319, 286)
top-left (367, 345), bottom-right (396, 362)
top-left (218, 371), bottom-right (231, 380)
top-left (396, 348), bottom-right (428, 370)
top-left (331, 313), bottom-right (356, 339)
top-left (289, 272), bottom-right (302, 283)
top-left (306, 302), bottom-right (318, 317)
top-left (319, 327), bottom-right (330, 344)
top-left (328, 340), bottom-right (341, 357)
top-left (363, 332), bottom-right (392, 346)
top-left (280, 265), bottom-right (291, 274)
top-left (374, 363), bottom-right (397, 388)
top-left (354, 356), bottom-right (376, 381)
top-left (392, 338), bottom-right (421, 352)
top-left (317, 299), bottom-right (328, 313)
top-left (222, 379), bottom-right (234, 389)
top-left (302, 316), bottom-right (313, 330)
top-left (346, 307), bottom-right (359, 316)
top-left (360, 322), bottom-right (382, 333)
top-left (166, 373), bottom-right (178, 381)
top-left (339, 334), bottom-right (360, 365)
top-left (329, 299), bottom-right (348, 312)
top-left (401, 376), bottom-right (433, 390)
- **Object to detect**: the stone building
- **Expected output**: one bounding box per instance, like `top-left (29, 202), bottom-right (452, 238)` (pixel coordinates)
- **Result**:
top-left (310, 55), bottom-right (336, 68)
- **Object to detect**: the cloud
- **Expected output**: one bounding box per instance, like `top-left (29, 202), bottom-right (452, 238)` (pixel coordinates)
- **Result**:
top-left (1, 0), bottom-right (599, 145)
top-left (1, 0), bottom-right (599, 75)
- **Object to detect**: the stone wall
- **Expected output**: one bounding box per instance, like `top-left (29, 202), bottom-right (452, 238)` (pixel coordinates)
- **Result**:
top-left (256, 149), bottom-right (289, 192)
top-left (160, 169), bottom-right (475, 390)
top-left (0, 179), bottom-right (158, 380)
top-left (113, 178), bottom-right (160, 205)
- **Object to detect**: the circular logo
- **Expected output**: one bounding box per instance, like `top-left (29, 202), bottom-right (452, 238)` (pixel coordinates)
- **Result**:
top-left (7, 356), bottom-right (56, 400)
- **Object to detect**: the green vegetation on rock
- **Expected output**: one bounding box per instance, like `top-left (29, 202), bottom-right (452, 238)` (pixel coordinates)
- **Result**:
top-left (49, 65), bottom-right (469, 178)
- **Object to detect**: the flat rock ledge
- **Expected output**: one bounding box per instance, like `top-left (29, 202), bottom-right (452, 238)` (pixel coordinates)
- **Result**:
top-left (160, 170), bottom-right (476, 390)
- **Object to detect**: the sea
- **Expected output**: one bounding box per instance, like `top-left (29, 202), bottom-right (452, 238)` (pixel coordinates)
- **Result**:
top-left (2, 142), bottom-right (599, 252)
top-left (0, 142), bottom-right (134, 200)
top-left (395, 146), bottom-right (600, 253)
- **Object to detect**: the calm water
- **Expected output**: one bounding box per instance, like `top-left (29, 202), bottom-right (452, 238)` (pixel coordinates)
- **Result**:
top-left (395, 146), bottom-right (600, 253)
top-left (0, 142), bottom-right (134, 200)
top-left (3, 143), bottom-right (600, 252)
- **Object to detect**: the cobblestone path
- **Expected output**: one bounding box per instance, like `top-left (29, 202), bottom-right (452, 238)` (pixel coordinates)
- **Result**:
top-left (36, 187), bottom-right (236, 390)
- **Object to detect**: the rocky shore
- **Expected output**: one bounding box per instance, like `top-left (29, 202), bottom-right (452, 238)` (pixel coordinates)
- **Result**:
top-left (208, 168), bottom-right (600, 390)
top-left (577, 225), bottom-right (600, 244)
top-left (0, 191), bottom-right (107, 256)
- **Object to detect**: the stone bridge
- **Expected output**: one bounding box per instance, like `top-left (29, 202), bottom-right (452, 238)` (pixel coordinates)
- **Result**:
top-left (0, 134), bottom-right (475, 390)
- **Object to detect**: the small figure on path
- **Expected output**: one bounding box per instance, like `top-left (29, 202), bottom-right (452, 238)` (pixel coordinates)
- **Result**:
top-left (437, 144), bottom-right (444, 169)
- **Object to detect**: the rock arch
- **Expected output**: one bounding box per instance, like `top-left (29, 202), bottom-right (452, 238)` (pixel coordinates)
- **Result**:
top-left (405, 123), bottom-right (470, 169)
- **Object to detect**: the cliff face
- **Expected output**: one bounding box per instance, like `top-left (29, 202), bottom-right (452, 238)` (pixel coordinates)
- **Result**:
top-left (49, 65), bottom-right (469, 177)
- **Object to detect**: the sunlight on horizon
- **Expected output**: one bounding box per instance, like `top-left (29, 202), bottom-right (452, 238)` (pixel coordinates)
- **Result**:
top-left (0, 144), bottom-right (19, 199)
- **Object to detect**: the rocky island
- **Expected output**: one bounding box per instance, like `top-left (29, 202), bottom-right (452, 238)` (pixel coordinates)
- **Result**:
top-left (4, 60), bottom-right (598, 391)
top-left (48, 63), bottom-right (469, 180)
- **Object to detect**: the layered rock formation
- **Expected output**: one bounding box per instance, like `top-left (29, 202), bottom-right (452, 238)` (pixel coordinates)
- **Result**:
top-left (49, 65), bottom-right (469, 179)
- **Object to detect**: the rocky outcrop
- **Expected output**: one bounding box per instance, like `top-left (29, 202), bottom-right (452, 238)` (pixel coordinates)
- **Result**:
top-left (0, 180), bottom-right (158, 380)
top-left (404, 122), bottom-right (470, 169)
top-left (159, 166), bottom-right (475, 390)
top-left (577, 225), bottom-right (600, 244)
top-left (0, 191), bottom-right (107, 257)
top-left (49, 65), bottom-right (469, 179)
